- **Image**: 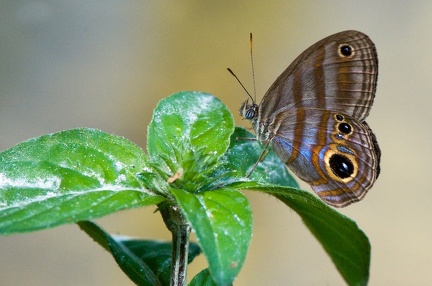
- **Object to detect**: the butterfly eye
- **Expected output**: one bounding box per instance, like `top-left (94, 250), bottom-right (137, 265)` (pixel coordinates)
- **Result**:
top-left (338, 122), bottom-right (352, 134)
top-left (245, 108), bottom-right (256, 120)
top-left (329, 154), bottom-right (354, 179)
top-left (338, 44), bottom-right (355, 58)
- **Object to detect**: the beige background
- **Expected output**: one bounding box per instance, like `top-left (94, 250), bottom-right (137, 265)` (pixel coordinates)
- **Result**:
top-left (1, 1), bottom-right (431, 285)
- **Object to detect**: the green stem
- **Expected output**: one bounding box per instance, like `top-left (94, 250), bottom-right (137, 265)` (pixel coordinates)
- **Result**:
top-left (159, 202), bottom-right (191, 286)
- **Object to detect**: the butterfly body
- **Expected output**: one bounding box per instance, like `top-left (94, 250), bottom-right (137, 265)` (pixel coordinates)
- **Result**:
top-left (241, 30), bottom-right (381, 207)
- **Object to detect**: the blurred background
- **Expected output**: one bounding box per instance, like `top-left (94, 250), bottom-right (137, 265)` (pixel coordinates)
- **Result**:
top-left (0, 1), bottom-right (431, 285)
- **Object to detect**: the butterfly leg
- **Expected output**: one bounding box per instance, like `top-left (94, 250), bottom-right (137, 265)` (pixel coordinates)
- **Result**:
top-left (246, 140), bottom-right (271, 178)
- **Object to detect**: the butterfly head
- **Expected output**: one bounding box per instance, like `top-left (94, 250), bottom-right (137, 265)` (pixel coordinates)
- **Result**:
top-left (240, 100), bottom-right (259, 121)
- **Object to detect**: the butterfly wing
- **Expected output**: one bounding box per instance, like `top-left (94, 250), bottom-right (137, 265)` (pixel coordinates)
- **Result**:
top-left (270, 108), bottom-right (381, 207)
top-left (244, 30), bottom-right (380, 206)
top-left (257, 30), bottom-right (378, 127)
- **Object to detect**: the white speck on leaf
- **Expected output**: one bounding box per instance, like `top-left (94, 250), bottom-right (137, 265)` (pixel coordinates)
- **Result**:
top-left (0, 173), bottom-right (60, 189)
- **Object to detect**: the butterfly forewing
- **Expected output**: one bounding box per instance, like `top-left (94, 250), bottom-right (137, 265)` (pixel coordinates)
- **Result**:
top-left (258, 30), bottom-right (378, 125)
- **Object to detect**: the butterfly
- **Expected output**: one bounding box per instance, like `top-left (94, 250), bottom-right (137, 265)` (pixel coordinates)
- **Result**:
top-left (240, 30), bottom-right (381, 207)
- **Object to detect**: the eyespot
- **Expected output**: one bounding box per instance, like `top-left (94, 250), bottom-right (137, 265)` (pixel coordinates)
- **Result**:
top-left (329, 154), bottom-right (354, 179)
top-left (335, 114), bottom-right (344, 121)
top-left (338, 122), bottom-right (352, 134)
top-left (338, 44), bottom-right (355, 58)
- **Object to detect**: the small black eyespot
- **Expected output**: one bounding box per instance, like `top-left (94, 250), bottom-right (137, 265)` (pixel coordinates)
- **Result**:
top-left (329, 154), bottom-right (354, 179)
top-left (340, 44), bottom-right (353, 57)
top-left (335, 114), bottom-right (344, 121)
top-left (338, 122), bottom-right (352, 134)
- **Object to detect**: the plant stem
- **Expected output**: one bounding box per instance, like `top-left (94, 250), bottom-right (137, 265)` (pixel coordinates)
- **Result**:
top-left (159, 202), bottom-right (192, 286)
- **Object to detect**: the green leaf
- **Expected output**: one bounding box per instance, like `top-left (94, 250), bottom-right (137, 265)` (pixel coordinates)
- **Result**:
top-left (145, 91), bottom-right (234, 193)
top-left (172, 188), bottom-right (252, 286)
top-left (222, 127), bottom-right (299, 188)
top-left (147, 91), bottom-right (234, 161)
top-left (189, 269), bottom-right (217, 286)
top-left (120, 237), bottom-right (201, 285)
top-left (0, 128), bottom-right (163, 235)
top-left (237, 182), bottom-right (370, 286)
top-left (78, 221), bottom-right (161, 286)
top-left (79, 221), bottom-right (202, 286)
top-left (275, 191), bottom-right (369, 286)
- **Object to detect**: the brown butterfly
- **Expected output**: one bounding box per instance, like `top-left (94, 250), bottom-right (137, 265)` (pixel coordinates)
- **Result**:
top-left (240, 30), bottom-right (381, 207)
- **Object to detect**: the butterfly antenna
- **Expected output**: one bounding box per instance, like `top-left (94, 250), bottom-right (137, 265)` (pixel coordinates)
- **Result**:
top-left (227, 68), bottom-right (254, 103)
top-left (250, 33), bottom-right (257, 103)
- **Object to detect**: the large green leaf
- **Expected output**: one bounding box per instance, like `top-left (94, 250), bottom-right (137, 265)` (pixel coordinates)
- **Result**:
top-left (172, 188), bottom-right (252, 286)
top-left (147, 91), bottom-right (234, 161)
top-left (79, 221), bottom-right (201, 286)
top-left (275, 190), bottom-right (369, 286)
top-left (145, 91), bottom-right (235, 193)
top-left (0, 128), bottom-right (163, 235)
top-left (236, 182), bottom-right (370, 286)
